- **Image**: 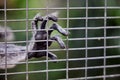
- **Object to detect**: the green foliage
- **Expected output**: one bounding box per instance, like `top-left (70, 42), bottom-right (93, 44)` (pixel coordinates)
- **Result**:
top-left (0, 0), bottom-right (120, 80)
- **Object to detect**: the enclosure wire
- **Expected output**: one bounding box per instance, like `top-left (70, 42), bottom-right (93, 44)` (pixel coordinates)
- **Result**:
top-left (46, 0), bottom-right (49, 80)
top-left (4, 0), bottom-right (8, 80)
top-left (25, 0), bottom-right (29, 80)
top-left (66, 0), bottom-right (70, 80)
top-left (0, 54), bottom-right (120, 67)
top-left (1, 16), bottom-right (120, 22)
top-left (103, 0), bottom-right (107, 80)
top-left (0, 26), bottom-right (120, 35)
top-left (1, 6), bottom-right (120, 11)
top-left (0, 0), bottom-right (120, 80)
top-left (85, 0), bottom-right (88, 79)
top-left (0, 64), bottom-right (120, 76)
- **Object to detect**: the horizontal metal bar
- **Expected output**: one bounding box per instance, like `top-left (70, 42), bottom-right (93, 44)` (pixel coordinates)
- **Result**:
top-left (1, 16), bottom-right (120, 22)
top-left (0, 7), bottom-right (120, 11)
top-left (1, 35), bottom-right (120, 44)
top-left (1, 54), bottom-right (119, 66)
top-left (0, 41), bottom-right (120, 52)
top-left (68, 26), bottom-right (120, 30)
top-left (45, 45), bottom-right (120, 52)
top-left (0, 26), bottom-right (120, 33)
top-left (68, 36), bottom-right (120, 41)
top-left (0, 64), bottom-right (120, 75)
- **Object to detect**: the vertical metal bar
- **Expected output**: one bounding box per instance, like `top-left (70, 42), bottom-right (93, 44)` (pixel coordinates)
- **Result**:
top-left (85, 0), bottom-right (88, 79)
top-left (66, 0), bottom-right (69, 80)
top-left (103, 0), bottom-right (107, 80)
top-left (46, 0), bottom-right (49, 80)
top-left (4, 0), bottom-right (7, 80)
top-left (25, 0), bottom-right (29, 80)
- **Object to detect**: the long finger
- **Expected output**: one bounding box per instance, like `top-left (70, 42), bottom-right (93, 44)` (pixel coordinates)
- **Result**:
top-left (50, 23), bottom-right (69, 36)
top-left (50, 35), bottom-right (66, 49)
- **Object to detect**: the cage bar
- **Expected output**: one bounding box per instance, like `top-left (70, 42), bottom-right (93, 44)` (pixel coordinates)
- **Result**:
top-left (0, 0), bottom-right (120, 80)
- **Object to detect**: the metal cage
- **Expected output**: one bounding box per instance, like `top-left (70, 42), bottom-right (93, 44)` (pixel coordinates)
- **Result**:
top-left (0, 0), bottom-right (120, 80)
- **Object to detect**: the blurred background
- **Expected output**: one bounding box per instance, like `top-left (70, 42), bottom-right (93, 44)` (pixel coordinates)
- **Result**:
top-left (0, 0), bottom-right (120, 80)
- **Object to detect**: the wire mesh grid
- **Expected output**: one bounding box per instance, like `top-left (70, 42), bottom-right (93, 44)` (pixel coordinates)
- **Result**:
top-left (0, 0), bottom-right (120, 80)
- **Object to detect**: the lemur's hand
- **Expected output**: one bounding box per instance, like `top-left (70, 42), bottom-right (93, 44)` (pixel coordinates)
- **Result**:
top-left (28, 12), bottom-right (69, 60)
top-left (0, 12), bottom-right (69, 69)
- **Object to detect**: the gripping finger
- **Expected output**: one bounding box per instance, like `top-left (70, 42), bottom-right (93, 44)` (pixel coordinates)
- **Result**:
top-left (51, 35), bottom-right (66, 49)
